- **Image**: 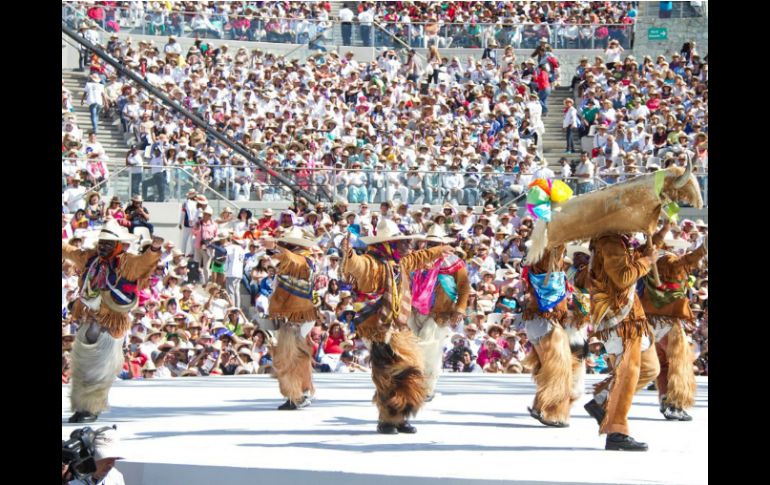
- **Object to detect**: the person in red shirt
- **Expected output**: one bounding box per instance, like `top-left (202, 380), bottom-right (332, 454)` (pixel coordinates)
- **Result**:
top-left (257, 208), bottom-right (278, 235)
top-left (241, 219), bottom-right (261, 241)
top-left (323, 322), bottom-right (347, 356)
top-left (535, 64), bottom-right (552, 115)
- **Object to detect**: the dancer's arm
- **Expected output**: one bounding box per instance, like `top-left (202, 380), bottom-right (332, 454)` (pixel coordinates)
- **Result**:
top-left (61, 243), bottom-right (96, 271)
top-left (600, 237), bottom-right (653, 289)
top-left (401, 245), bottom-right (454, 273)
top-left (120, 237), bottom-right (163, 281)
top-left (340, 243), bottom-right (378, 286)
top-left (676, 244), bottom-right (707, 273)
top-left (453, 266), bottom-right (471, 316)
top-left (273, 247), bottom-right (311, 278)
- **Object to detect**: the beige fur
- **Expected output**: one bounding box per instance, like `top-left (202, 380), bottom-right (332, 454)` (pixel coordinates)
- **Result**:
top-left (570, 354), bottom-right (585, 403)
top-left (527, 166), bottom-right (703, 264)
top-left (529, 325), bottom-right (574, 423)
top-left (665, 324), bottom-right (696, 409)
top-left (273, 325), bottom-right (315, 402)
top-left (371, 330), bottom-right (428, 425)
top-left (70, 325), bottom-right (124, 414)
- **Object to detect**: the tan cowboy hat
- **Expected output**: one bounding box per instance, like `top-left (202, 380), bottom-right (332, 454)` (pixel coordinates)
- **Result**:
top-left (424, 224), bottom-right (451, 244)
top-left (97, 219), bottom-right (137, 243)
top-left (360, 219), bottom-right (424, 245)
top-left (565, 242), bottom-right (590, 261)
top-left (276, 226), bottom-right (319, 249)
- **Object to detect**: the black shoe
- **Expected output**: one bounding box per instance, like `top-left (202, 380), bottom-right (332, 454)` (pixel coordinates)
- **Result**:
top-left (397, 422), bottom-right (417, 433)
top-left (677, 408), bottom-right (693, 421)
top-left (646, 382), bottom-right (657, 391)
top-left (278, 399), bottom-right (297, 410)
top-left (584, 399), bottom-right (606, 426)
top-left (68, 411), bottom-right (98, 423)
top-left (605, 433), bottom-right (648, 451)
top-left (528, 406), bottom-right (569, 428)
top-left (661, 406), bottom-right (681, 420)
top-left (377, 422), bottom-right (398, 434)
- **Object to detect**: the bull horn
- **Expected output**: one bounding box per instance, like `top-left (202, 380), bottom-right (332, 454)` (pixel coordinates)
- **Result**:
top-left (673, 153), bottom-right (692, 188)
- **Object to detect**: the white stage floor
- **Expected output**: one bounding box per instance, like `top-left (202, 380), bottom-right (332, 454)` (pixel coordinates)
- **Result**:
top-left (62, 374), bottom-right (708, 485)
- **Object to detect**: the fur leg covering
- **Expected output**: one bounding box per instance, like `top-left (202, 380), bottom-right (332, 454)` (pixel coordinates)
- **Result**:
top-left (273, 324), bottom-right (314, 402)
top-left (70, 324), bottom-right (124, 415)
top-left (656, 336), bottom-right (669, 400)
top-left (412, 315), bottom-right (450, 396)
top-left (370, 331), bottom-right (427, 425)
top-left (565, 324), bottom-right (587, 403)
top-left (570, 354), bottom-right (586, 403)
top-left (664, 324), bottom-right (696, 409)
top-left (530, 325), bottom-right (573, 423)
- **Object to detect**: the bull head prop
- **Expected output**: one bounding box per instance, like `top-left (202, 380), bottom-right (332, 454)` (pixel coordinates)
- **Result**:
top-left (525, 155), bottom-right (702, 265)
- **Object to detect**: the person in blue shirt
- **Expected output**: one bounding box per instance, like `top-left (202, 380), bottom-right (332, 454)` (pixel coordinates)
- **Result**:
top-left (587, 338), bottom-right (610, 374)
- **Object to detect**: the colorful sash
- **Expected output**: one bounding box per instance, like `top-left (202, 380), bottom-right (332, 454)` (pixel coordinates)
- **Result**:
top-left (411, 256), bottom-right (465, 315)
top-left (81, 255), bottom-right (138, 311)
top-left (527, 271), bottom-right (567, 312)
top-left (643, 275), bottom-right (688, 308)
top-left (276, 256), bottom-right (315, 301)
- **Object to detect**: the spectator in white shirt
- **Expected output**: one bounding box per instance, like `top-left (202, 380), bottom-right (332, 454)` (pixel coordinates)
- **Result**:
top-left (81, 72), bottom-right (106, 134)
top-left (575, 152), bottom-right (595, 195)
top-left (224, 236), bottom-right (246, 309)
top-left (563, 98), bottom-right (579, 153)
top-left (62, 175), bottom-right (87, 214)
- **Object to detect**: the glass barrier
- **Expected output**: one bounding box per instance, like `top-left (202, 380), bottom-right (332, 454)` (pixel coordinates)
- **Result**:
top-left (63, 165), bottom-right (707, 208)
top-left (62, 3), bottom-right (635, 50)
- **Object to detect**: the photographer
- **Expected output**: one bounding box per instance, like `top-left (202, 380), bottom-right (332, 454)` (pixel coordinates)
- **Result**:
top-left (63, 427), bottom-right (125, 485)
top-left (445, 334), bottom-right (473, 372)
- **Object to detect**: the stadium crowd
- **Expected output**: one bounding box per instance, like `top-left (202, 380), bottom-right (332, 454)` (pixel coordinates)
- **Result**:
top-left (62, 7), bottom-right (708, 383)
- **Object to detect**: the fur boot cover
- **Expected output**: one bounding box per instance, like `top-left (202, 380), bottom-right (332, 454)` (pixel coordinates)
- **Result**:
top-left (527, 323), bottom-right (574, 423)
top-left (664, 323), bottom-right (697, 409)
top-left (70, 324), bottom-right (124, 415)
top-left (273, 324), bottom-right (315, 402)
top-left (370, 330), bottom-right (428, 425)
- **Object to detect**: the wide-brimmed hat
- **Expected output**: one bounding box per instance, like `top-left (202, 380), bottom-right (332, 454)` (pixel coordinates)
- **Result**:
top-left (276, 226), bottom-right (319, 249)
top-left (424, 224), bottom-right (451, 244)
top-left (565, 242), bottom-right (590, 261)
top-left (97, 219), bottom-right (137, 243)
top-left (663, 238), bottom-right (690, 252)
top-left (360, 219), bottom-right (423, 245)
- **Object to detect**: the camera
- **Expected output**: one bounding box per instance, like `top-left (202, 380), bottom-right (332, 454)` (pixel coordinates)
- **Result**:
top-left (62, 425), bottom-right (115, 481)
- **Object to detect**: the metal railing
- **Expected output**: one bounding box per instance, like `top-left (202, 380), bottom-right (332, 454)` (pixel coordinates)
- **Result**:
top-left (63, 164), bottom-right (708, 208)
top-left (62, 3), bottom-right (635, 50)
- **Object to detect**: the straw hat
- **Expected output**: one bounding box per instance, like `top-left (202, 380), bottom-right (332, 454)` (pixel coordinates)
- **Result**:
top-left (424, 224), bottom-right (451, 244)
top-left (360, 219), bottom-right (423, 245)
top-left (276, 226), bottom-right (319, 249)
top-left (97, 219), bottom-right (137, 243)
top-left (663, 238), bottom-right (690, 252)
top-left (565, 242), bottom-right (590, 261)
